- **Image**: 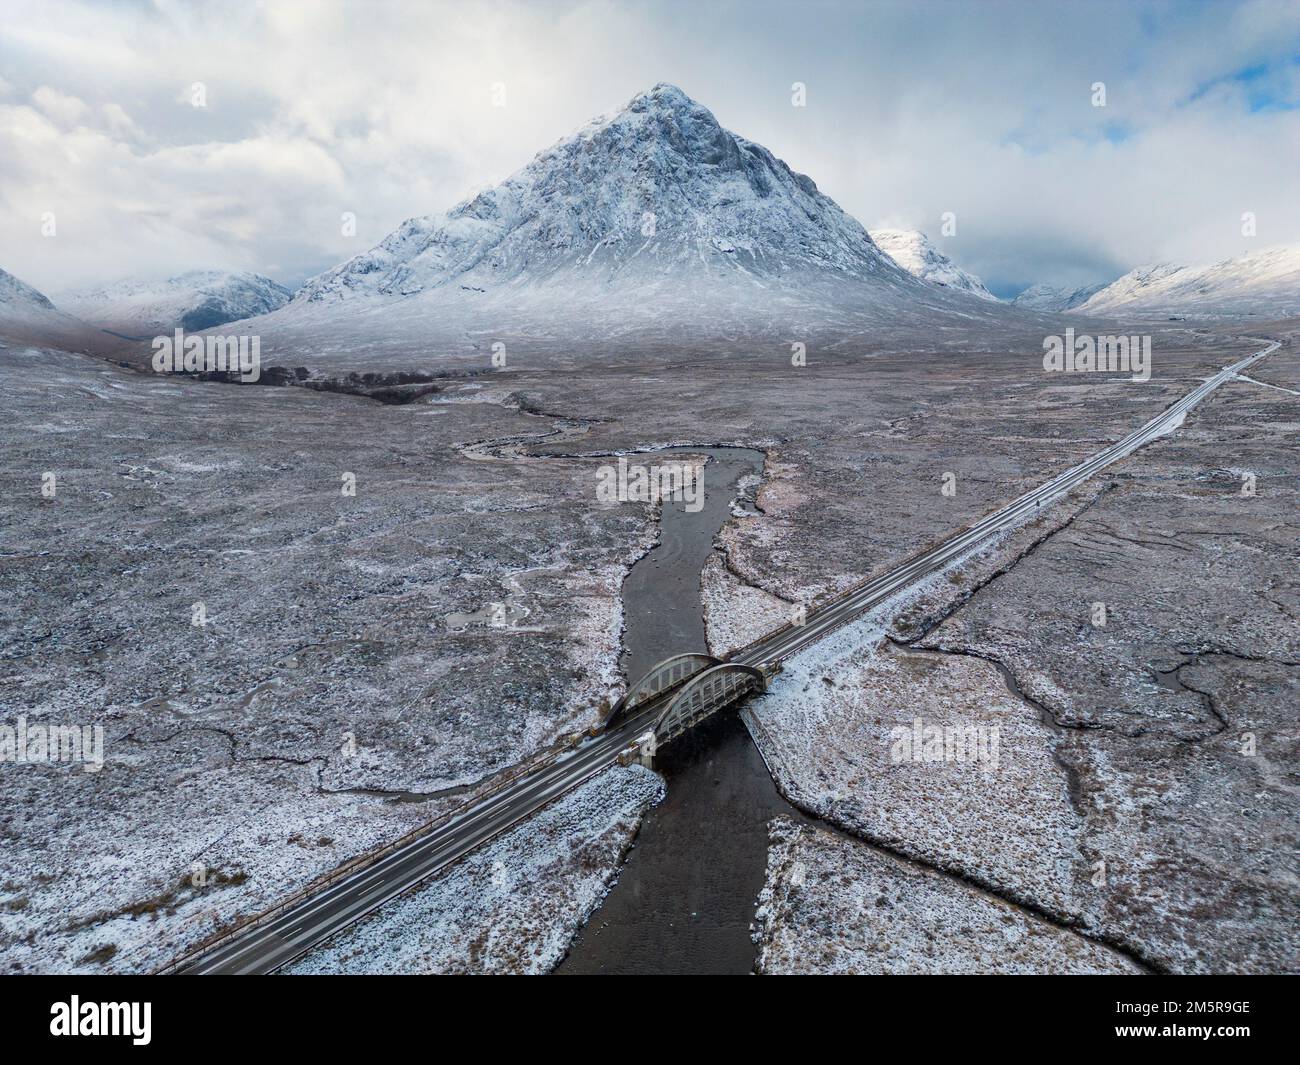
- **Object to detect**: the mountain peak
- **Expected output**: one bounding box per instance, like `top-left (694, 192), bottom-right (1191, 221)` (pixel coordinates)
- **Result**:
top-left (298, 83), bottom-right (897, 305)
top-left (627, 82), bottom-right (697, 110)
top-left (567, 80), bottom-right (750, 177)
top-left (613, 82), bottom-right (733, 156)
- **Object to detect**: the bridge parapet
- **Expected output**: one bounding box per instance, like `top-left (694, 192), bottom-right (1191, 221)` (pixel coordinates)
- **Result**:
top-left (651, 663), bottom-right (770, 746)
top-left (605, 652), bottom-right (720, 727)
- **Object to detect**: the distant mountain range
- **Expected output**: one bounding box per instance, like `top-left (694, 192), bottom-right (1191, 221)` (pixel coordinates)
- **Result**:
top-left (1076, 247), bottom-right (1300, 318)
top-left (1011, 282), bottom-right (1108, 313)
top-left (57, 271), bottom-right (292, 338)
top-left (1008, 246), bottom-right (1300, 318)
top-left (3, 85), bottom-right (1297, 364)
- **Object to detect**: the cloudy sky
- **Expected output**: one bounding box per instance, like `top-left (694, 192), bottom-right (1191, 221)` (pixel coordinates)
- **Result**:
top-left (2, 0), bottom-right (1298, 297)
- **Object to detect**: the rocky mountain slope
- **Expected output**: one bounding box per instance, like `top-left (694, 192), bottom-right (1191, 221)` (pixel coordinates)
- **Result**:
top-left (0, 267), bottom-right (58, 316)
top-left (0, 267), bottom-right (108, 352)
top-left (868, 228), bottom-right (998, 301)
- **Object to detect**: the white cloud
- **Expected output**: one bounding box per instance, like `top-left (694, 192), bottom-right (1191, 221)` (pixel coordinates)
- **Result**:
top-left (100, 102), bottom-right (144, 142)
top-left (31, 85), bottom-right (88, 126)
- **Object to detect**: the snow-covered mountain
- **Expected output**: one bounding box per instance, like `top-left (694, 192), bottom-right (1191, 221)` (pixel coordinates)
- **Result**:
top-left (0, 267), bottom-right (107, 351)
top-left (868, 229), bottom-right (998, 302)
top-left (301, 84), bottom-right (914, 302)
top-left (1, 267), bottom-right (56, 314)
top-left (1011, 281), bottom-right (1107, 313)
top-left (59, 270), bottom-right (293, 338)
top-left (1078, 247), bottom-right (1300, 318)
top-left (245, 84), bottom-right (1009, 369)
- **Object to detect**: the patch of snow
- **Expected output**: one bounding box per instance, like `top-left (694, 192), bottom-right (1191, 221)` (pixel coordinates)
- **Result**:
top-left (1147, 408), bottom-right (1187, 440)
top-left (700, 550), bottom-right (793, 657)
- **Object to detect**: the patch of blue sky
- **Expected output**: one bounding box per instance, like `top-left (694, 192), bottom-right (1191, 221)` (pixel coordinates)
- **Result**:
top-left (1189, 58), bottom-right (1300, 113)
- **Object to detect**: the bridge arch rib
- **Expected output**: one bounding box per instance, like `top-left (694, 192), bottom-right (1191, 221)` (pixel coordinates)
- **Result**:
top-left (652, 663), bottom-right (768, 745)
top-left (605, 652), bottom-right (720, 726)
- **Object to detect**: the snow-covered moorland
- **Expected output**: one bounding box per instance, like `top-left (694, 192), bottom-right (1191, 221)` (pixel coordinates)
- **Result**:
top-left (755, 818), bottom-right (1141, 974)
top-left (284, 766), bottom-right (663, 974)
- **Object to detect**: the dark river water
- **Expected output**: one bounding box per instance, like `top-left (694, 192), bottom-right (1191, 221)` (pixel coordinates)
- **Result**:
top-left (556, 446), bottom-right (809, 975)
top-left (614, 447), bottom-right (764, 682)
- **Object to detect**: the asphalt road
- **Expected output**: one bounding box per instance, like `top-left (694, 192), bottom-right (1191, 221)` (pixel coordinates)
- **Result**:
top-left (178, 338), bottom-right (1279, 975)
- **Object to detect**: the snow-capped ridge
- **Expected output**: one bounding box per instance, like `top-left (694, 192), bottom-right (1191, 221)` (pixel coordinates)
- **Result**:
top-left (1078, 263), bottom-right (1186, 309)
top-left (59, 270), bottom-right (293, 336)
top-left (1079, 247), bottom-right (1300, 317)
top-left (0, 266), bottom-right (110, 351)
top-left (0, 267), bottom-right (56, 311)
top-left (868, 228), bottom-right (998, 301)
